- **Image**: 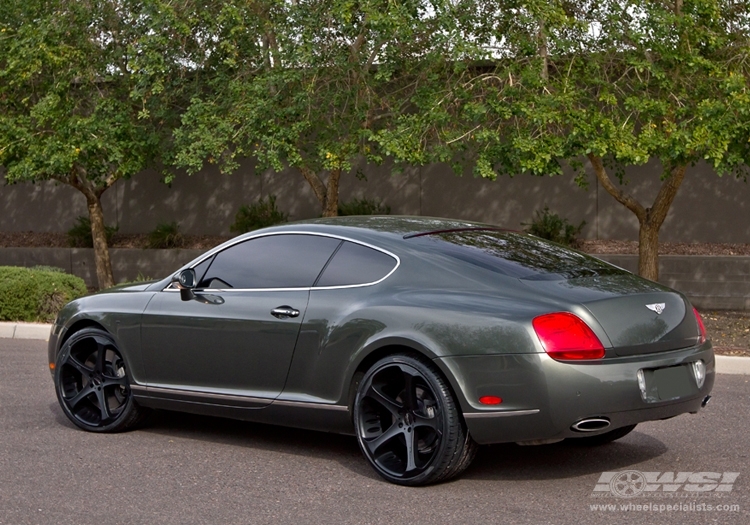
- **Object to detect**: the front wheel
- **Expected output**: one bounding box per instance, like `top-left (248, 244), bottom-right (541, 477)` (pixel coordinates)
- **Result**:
top-left (54, 327), bottom-right (149, 433)
top-left (353, 354), bottom-right (477, 486)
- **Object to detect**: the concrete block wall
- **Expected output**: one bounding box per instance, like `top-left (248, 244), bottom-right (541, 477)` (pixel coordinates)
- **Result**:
top-left (596, 255), bottom-right (750, 310)
top-left (2, 158), bottom-right (749, 243)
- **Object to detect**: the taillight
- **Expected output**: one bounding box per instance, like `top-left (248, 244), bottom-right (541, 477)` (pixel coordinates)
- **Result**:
top-left (532, 312), bottom-right (605, 360)
top-left (693, 307), bottom-right (707, 344)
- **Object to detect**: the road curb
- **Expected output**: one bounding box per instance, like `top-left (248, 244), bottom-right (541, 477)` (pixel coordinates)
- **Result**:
top-left (715, 355), bottom-right (750, 375)
top-left (1, 322), bottom-right (748, 374)
top-left (0, 322), bottom-right (51, 342)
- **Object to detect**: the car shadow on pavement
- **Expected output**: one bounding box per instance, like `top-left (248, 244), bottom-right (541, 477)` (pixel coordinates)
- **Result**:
top-left (137, 409), bottom-right (380, 479)
top-left (47, 403), bottom-right (668, 483)
top-left (462, 433), bottom-right (668, 481)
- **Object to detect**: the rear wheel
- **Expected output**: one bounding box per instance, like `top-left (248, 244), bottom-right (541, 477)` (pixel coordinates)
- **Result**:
top-left (567, 424), bottom-right (637, 446)
top-left (353, 354), bottom-right (476, 486)
top-left (54, 327), bottom-right (149, 432)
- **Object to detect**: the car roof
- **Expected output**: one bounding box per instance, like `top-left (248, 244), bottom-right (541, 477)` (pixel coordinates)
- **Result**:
top-left (268, 216), bottom-right (504, 243)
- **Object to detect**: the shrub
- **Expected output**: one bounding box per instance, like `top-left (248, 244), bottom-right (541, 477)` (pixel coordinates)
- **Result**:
top-left (0, 266), bottom-right (88, 322)
top-left (230, 195), bottom-right (289, 233)
top-left (523, 206), bottom-right (586, 247)
top-left (147, 221), bottom-right (184, 249)
top-left (338, 197), bottom-right (391, 216)
top-left (67, 216), bottom-right (118, 248)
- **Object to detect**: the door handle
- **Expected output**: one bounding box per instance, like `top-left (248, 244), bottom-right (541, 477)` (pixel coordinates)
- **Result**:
top-left (271, 306), bottom-right (300, 319)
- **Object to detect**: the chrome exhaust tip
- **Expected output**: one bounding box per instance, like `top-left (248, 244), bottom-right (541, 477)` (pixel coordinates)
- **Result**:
top-left (571, 417), bottom-right (611, 432)
top-left (701, 395), bottom-right (712, 408)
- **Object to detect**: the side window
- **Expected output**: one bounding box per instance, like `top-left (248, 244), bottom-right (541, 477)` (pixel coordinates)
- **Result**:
top-left (192, 255), bottom-right (214, 285)
top-left (315, 241), bottom-right (397, 287)
top-left (200, 234), bottom-right (341, 289)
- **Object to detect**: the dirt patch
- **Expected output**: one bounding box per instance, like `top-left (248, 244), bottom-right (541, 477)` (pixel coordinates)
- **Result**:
top-left (4, 232), bottom-right (749, 256)
top-left (699, 310), bottom-right (750, 357)
top-left (0, 231), bottom-right (231, 250)
top-left (581, 239), bottom-right (750, 256)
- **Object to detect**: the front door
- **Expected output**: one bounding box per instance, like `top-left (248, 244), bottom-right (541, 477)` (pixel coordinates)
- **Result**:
top-left (138, 233), bottom-right (343, 402)
top-left (140, 289), bottom-right (309, 400)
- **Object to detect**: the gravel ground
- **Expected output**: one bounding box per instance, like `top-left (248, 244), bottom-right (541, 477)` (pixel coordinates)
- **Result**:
top-left (0, 231), bottom-right (230, 250)
top-left (3, 232), bottom-right (750, 255)
top-left (700, 310), bottom-right (750, 357)
top-left (581, 239), bottom-right (750, 256)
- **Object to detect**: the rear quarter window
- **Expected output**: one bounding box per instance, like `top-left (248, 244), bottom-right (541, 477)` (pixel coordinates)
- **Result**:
top-left (315, 241), bottom-right (397, 287)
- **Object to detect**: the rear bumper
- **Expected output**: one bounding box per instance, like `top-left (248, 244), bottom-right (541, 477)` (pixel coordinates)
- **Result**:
top-left (435, 342), bottom-right (715, 445)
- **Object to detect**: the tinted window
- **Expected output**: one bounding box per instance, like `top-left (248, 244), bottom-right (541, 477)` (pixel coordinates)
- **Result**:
top-left (201, 234), bottom-right (341, 289)
top-left (192, 255), bottom-right (214, 285)
top-left (409, 230), bottom-right (626, 281)
top-left (315, 241), bottom-right (397, 287)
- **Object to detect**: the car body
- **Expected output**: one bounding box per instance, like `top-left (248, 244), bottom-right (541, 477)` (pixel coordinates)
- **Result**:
top-left (49, 216), bottom-right (714, 485)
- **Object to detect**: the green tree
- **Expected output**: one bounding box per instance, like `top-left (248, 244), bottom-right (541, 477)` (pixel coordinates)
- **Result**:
top-left (378, 0), bottom-right (750, 281)
top-left (0, 0), bottom-right (175, 288)
top-left (172, 0), bottom-right (465, 217)
top-left (562, 0), bottom-right (750, 280)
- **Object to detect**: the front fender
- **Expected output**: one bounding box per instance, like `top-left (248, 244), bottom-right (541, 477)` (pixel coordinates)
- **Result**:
top-left (47, 291), bottom-right (157, 384)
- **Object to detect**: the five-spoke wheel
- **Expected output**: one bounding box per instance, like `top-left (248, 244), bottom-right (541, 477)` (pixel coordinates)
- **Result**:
top-left (54, 327), bottom-right (148, 432)
top-left (354, 354), bottom-right (476, 486)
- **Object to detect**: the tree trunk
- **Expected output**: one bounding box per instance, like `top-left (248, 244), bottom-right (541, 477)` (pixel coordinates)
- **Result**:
top-left (85, 193), bottom-right (115, 289)
top-left (299, 167), bottom-right (341, 217)
top-left (587, 155), bottom-right (687, 281)
top-left (538, 19), bottom-right (549, 81)
top-left (638, 221), bottom-right (660, 280)
top-left (322, 169), bottom-right (341, 217)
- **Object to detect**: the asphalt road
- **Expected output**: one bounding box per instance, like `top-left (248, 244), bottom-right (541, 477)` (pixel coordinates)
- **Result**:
top-left (1, 339), bottom-right (747, 525)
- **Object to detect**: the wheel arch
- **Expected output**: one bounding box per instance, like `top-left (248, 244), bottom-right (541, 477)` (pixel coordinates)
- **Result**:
top-left (54, 319), bottom-right (142, 384)
top-left (345, 338), bottom-right (470, 422)
top-left (59, 319), bottom-right (108, 350)
top-left (49, 318), bottom-right (110, 369)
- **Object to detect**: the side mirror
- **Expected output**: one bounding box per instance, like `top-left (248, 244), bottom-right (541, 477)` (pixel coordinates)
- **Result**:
top-left (173, 269), bottom-right (197, 301)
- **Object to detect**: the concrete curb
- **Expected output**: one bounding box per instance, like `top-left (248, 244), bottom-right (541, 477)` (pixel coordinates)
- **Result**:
top-left (0, 322), bottom-right (51, 341)
top-left (715, 355), bottom-right (750, 375)
top-left (1, 322), bottom-right (748, 374)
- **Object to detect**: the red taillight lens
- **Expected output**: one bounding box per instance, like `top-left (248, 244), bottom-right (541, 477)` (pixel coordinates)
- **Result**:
top-left (693, 307), bottom-right (707, 344)
top-left (532, 312), bottom-right (605, 360)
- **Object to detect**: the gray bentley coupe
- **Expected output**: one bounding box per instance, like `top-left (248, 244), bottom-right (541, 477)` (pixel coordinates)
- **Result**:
top-left (48, 216), bottom-right (714, 485)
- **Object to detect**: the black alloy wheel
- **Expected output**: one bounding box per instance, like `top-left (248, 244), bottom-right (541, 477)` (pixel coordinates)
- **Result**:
top-left (54, 327), bottom-right (148, 432)
top-left (354, 354), bottom-right (477, 486)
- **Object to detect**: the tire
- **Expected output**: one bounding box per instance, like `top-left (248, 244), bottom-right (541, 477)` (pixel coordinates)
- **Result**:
top-left (567, 424), bottom-right (637, 446)
top-left (54, 327), bottom-right (149, 433)
top-left (353, 354), bottom-right (476, 486)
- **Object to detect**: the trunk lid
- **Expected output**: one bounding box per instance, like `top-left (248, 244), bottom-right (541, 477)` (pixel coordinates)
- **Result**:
top-left (582, 292), bottom-right (699, 355)
top-left (521, 274), bottom-right (702, 355)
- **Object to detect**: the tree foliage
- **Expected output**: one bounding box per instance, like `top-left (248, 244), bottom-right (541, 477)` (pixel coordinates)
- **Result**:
top-left (170, 0), bottom-right (471, 216)
top-left (377, 0), bottom-right (750, 280)
top-left (0, 0), bottom-right (179, 288)
top-left (3, 0), bottom-right (749, 284)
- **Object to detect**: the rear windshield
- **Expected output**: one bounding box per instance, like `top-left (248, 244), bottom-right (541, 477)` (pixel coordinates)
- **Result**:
top-left (408, 230), bottom-right (627, 281)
